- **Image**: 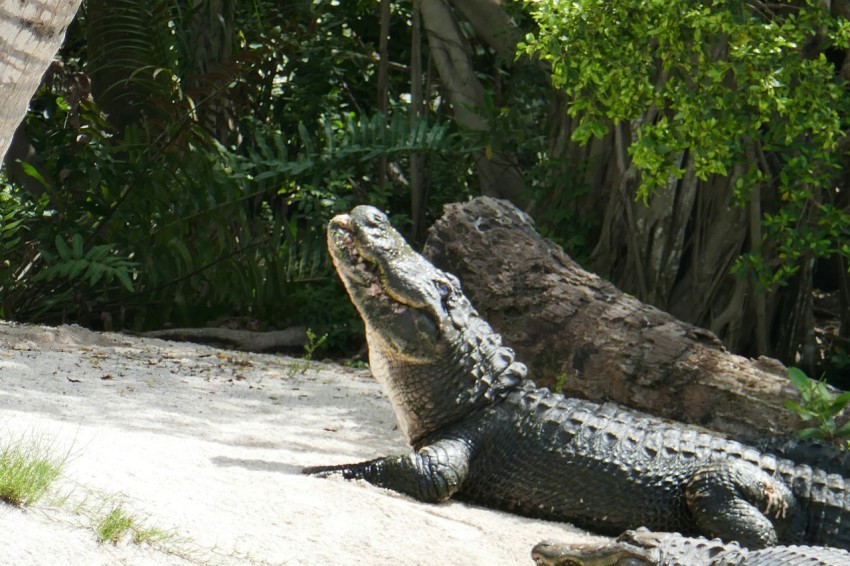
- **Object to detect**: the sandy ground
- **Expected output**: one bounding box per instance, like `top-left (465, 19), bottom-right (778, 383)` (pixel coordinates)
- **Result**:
top-left (0, 322), bottom-right (602, 565)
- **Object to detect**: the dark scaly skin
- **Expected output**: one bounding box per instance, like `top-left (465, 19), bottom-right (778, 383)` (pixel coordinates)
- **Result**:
top-left (303, 205), bottom-right (850, 550)
top-left (748, 438), bottom-right (850, 478)
top-left (531, 528), bottom-right (850, 565)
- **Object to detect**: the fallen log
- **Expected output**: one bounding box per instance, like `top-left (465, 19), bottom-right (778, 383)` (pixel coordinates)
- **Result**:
top-left (145, 326), bottom-right (306, 352)
top-left (423, 197), bottom-right (810, 441)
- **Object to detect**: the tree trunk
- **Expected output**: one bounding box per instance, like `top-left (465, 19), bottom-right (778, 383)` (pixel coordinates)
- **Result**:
top-left (448, 0), bottom-right (520, 63)
top-left (423, 197), bottom-right (820, 441)
top-left (419, 0), bottom-right (527, 202)
top-left (0, 0), bottom-right (82, 163)
top-left (409, 0), bottom-right (427, 244)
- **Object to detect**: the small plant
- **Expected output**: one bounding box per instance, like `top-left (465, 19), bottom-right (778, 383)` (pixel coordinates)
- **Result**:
top-left (95, 504), bottom-right (170, 545)
top-left (96, 505), bottom-right (135, 544)
top-left (554, 372), bottom-right (568, 394)
top-left (784, 367), bottom-right (850, 447)
top-left (0, 435), bottom-right (66, 506)
top-left (342, 359), bottom-right (369, 370)
top-left (66, 491), bottom-right (178, 550)
top-left (287, 327), bottom-right (329, 377)
top-left (303, 328), bottom-right (328, 361)
top-left (132, 524), bottom-right (173, 545)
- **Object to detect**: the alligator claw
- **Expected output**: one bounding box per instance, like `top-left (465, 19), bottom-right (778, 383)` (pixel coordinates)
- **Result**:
top-left (302, 464), bottom-right (351, 478)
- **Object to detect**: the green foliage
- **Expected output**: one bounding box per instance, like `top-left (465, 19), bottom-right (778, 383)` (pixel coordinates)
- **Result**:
top-left (0, 0), bottom-right (477, 351)
top-left (0, 185), bottom-right (48, 317)
top-left (34, 234), bottom-right (136, 293)
top-left (287, 327), bottom-right (330, 377)
top-left (244, 112), bottom-right (463, 186)
top-left (519, 0), bottom-right (850, 289)
top-left (237, 111), bottom-right (468, 224)
top-left (94, 503), bottom-right (172, 545)
top-left (785, 367), bottom-right (850, 446)
top-left (554, 372), bottom-right (568, 394)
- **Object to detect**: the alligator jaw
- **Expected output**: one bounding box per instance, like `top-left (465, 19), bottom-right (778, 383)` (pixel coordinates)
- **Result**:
top-left (327, 208), bottom-right (441, 362)
top-left (327, 213), bottom-right (385, 300)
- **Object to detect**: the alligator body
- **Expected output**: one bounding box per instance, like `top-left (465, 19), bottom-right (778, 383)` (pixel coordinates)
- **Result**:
top-left (532, 528), bottom-right (850, 565)
top-left (304, 205), bottom-right (850, 550)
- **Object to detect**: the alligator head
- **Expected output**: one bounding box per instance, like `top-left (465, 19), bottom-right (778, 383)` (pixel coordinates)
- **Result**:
top-left (327, 205), bottom-right (525, 445)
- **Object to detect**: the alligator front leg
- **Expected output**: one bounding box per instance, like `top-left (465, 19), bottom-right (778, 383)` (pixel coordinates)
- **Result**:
top-left (303, 437), bottom-right (471, 503)
top-left (685, 458), bottom-right (803, 548)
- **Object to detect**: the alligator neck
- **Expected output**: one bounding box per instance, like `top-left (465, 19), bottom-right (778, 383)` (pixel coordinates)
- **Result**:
top-left (367, 295), bottom-right (526, 445)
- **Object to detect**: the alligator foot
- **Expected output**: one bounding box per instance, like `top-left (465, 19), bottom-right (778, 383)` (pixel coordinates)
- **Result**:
top-left (685, 459), bottom-right (801, 548)
top-left (303, 436), bottom-right (472, 503)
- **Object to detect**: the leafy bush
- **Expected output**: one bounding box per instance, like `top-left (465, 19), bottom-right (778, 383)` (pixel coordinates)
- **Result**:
top-left (2, 67), bottom-right (472, 352)
top-left (519, 0), bottom-right (850, 290)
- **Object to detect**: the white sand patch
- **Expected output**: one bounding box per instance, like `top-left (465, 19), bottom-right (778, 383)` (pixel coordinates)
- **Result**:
top-left (0, 321), bottom-right (601, 565)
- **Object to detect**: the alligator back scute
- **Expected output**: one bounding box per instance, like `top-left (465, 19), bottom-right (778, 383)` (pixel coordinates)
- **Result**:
top-left (487, 387), bottom-right (704, 533)
top-left (656, 534), bottom-right (742, 565)
top-left (731, 545), bottom-right (850, 566)
top-left (504, 382), bottom-right (850, 547)
top-left (776, 465), bottom-right (850, 548)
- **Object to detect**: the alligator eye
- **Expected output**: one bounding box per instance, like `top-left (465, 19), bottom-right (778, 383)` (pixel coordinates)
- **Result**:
top-left (363, 208), bottom-right (386, 228)
top-left (435, 280), bottom-right (451, 298)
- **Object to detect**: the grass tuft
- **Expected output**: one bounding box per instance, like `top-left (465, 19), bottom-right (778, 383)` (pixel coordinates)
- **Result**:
top-left (96, 505), bottom-right (135, 544)
top-left (0, 435), bottom-right (66, 506)
top-left (96, 503), bottom-right (174, 545)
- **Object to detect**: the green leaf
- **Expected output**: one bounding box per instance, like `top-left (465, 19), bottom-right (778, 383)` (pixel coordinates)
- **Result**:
top-left (116, 270), bottom-right (135, 293)
top-left (71, 234), bottom-right (84, 260)
top-left (88, 264), bottom-right (105, 286)
top-left (54, 236), bottom-right (71, 261)
top-left (830, 391), bottom-right (850, 408)
top-left (784, 399), bottom-right (814, 420)
top-left (18, 162), bottom-right (49, 188)
top-left (797, 427), bottom-right (826, 440)
top-left (1, 219), bottom-right (23, 233)
top-left (67, 259), bottom-right (87, 280)
top-left (787, 367), bottom-right (810, 391)
top-left (834, 421), bottom-right (850, 438)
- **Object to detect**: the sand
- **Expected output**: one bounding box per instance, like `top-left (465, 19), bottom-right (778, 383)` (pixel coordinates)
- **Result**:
top-left (0, 321), bottom-right (601, 565)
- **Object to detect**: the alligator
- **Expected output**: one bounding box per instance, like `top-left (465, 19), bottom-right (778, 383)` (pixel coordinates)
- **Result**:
top-left (531, 528), bottom-right (850, 565)
top-left (303, 205), bottom-right (850, 550)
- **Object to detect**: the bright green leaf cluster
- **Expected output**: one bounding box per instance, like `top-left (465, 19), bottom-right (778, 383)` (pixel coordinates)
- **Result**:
top-left (519, 0), bottom-right (850, 289)
top-left (785, 367), bottom-right (850, 446)
top-left (520, 0), bottom-right (846, 194)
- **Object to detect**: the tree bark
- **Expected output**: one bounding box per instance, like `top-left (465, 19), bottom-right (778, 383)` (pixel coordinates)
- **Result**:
top-left (0, 0), bottom-right (82, 163)
top-left (423, 197), bottom-right (820, 441)
top-left (448, 0), bottom-right (521, 63)
top-left (419, 0), bottom-right (527, 202)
